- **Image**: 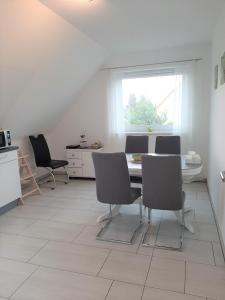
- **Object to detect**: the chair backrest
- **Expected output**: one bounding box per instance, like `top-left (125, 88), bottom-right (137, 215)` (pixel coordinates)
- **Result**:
top-left (29, 134), bottom-right (51, 166)
top-left (92, 152), bottom-right (133, 205)
top-left (142, 155), bottom-right (183, 211)
top-left (125, 135), bottom-right (149, 154)
top-left (155, 136), bottom-right (181, 154)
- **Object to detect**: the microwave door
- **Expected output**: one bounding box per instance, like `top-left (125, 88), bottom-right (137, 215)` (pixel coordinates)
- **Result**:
top-left (0, 132), bottom-right (6, 148)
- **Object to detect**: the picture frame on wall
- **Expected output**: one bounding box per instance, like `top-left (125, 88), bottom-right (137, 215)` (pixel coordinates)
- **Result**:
top-left (214, 64), bottom-right (218, 89)
top-left (221, 52), bottom-right (225, 85)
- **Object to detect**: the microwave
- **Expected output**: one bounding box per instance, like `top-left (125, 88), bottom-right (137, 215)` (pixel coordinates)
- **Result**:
top-left (0, 130), bottom-right (11, 149)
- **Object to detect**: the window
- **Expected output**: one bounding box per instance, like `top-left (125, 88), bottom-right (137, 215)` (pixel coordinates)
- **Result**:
top-left (122, 72), bottom-right (183, 133)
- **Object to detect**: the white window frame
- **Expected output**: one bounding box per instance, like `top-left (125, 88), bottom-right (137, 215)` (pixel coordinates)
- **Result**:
top-left (122, 67), bottom-right (181, 134)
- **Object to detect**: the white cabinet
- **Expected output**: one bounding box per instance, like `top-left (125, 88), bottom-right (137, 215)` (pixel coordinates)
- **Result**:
top-left (0, 150), bottom-right (21, 209)
top-left (82, 152), bottom-right (96, 178)
top-left (65, 148), bottom-right (103, 178)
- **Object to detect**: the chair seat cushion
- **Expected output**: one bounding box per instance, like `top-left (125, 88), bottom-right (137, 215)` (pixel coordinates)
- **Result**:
top-left (131, 187), bottom-right (142, 201)
top-left (144, 190), bottom-right (186, 211)
top-left (38, 160), bottom-right (68, 169)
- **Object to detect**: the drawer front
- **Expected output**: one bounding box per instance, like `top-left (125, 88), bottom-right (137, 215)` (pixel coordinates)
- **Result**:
top-left (66, 150), bottom-right (82, 159)
top-left (68, 168), bottom-right (83, 177)
top-left (68, 159), bottom-right (83, 168)
top-left (0, 150), bottom-right (17, 165)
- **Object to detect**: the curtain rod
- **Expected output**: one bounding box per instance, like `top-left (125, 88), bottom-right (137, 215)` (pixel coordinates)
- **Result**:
top-left (102, 58), bottom-right (202, 70)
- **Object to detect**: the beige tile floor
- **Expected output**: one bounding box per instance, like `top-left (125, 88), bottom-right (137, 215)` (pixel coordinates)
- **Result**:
top-left (0, 180), bottom-right (224, 300)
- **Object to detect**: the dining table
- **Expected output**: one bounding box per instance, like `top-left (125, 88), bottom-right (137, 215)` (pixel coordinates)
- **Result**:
top-left (97, 153), bottom-right (203, 233)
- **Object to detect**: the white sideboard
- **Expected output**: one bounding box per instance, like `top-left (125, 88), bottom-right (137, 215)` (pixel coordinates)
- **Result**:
top-left (0, 148), bottom-right (21, 209)
top-left (66, 148), bottom-right (103, 178)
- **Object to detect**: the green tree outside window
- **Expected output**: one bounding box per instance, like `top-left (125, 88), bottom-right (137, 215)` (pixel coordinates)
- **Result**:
top-left (124, 94), bottom-right (168, 126)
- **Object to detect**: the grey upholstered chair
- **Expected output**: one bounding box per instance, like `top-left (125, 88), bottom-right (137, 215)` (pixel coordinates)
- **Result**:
top-left (142, 155), bottom-right (185, 250)
top-left (92, 152), bottom-right (143, 244)
top-left (125, 135), bottom-right (149, 184)
top-left (155, 136), bottom-right (181, 155)
top-left (125, 135), bottom-right (149, 154)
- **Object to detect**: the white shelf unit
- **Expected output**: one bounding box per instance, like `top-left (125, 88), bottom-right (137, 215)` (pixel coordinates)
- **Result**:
top-left (65, 148), bottom-right (103, 178)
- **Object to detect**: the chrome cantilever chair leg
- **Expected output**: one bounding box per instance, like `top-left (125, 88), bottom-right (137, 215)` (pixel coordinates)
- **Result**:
top-left (46, 168), bottom-right (56, 190)
top-left (44, 166), bottom-right (69, 189)
top-left (96, 200), bottom-right (143, 245)
top-left (142, 207), bottom-right (184, 251)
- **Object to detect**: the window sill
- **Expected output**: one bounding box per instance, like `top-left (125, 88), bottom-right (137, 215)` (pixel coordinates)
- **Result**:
top-left (124, 132), bottom-right (173, 136)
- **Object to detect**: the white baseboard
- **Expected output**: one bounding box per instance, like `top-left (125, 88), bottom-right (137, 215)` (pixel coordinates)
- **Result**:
top-left (206, 181), bottom-right (225, 259)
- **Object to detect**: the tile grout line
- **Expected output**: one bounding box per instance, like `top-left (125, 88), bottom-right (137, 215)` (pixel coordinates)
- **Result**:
top-left (140, 285), bottom-right (145, 300)
top-left (9, 265), bottom-right (40, 299)
top-left (18, 218), bottom-right (40, 234)
top-left (142, 286), bottom-right (209, 300)
top-left (0, 255), bottom-right (40, 267)
top-left (25, 261), bottom-right (200, 299)
top-left (24, 202), bottom-right (106, 213)
top-left (0, 230), bottom-right (50, 243)
top-left (211, 241), bottom-right (216, 266)
top-left (26, 239), bottom-right (50, 263)
top-left (135, 223), bottom-right (145, 254)
top-left (97, 249), bottom-right (112, 277)
top-left (2, 248), bottom-right (215, 296)
top-left (28, 263), bottom-right (145, 287)
top-left (70, 240), bottom-right (116, 252)
top-left (18, 234), bottom-right (83, 244)
top-left (153, 212), bottom-right (163, 248)
top-left (104, 280), bottom-right (114, 300)
top-left (140, 248), bottom-right (154, 300)
top-left (0, 230), bottom-right (220, 266)
top-left (71, 224), bottom-right (87, 243)
top-left (0, 215), bottom-right (38, 235)
top-left (0, 182), bottom-right (220, 300)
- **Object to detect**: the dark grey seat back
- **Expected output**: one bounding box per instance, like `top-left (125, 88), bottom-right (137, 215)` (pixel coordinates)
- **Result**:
top-left (92, 152), bottom-right (133, 205)
top-left (29, 134), bottom-right (51, 166)
top-left (155, 136), bottom-right (181, 154)
top-left (142, 155), bottom-right (183, 211)
top-left (125, 135), bottom-right (149, 154)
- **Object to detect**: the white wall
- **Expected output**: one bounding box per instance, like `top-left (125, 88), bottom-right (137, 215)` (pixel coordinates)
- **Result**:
top-left (208, 4), bottom-right (225, 247)
top-left (0, 0), bottom-right (109, 176)
top-left (0, 0), bottom-right (108, 140)
top-left (48, 70), bottom-right (109, 158)
top-left (48, 42), bottom-right (211, 178)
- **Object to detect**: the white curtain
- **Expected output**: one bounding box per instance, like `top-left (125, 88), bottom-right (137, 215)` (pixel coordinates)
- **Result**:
top-left (106, 61), bottom-right (197, 153)
top-left (106, 69), bottom-right (125, 152)
top-left (172, 61), bottom-right (197, 154)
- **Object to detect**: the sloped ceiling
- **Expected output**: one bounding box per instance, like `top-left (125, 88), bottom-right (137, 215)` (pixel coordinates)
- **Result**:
top-left (0, 0), bottom-right (108, 139)
top-left (1, 0), bottom-right (224, 140)
top-left (39, 0), bottom-right (224, 52)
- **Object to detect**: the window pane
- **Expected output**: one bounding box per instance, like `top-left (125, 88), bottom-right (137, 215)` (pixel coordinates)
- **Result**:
top-left (122, 74), bottom-right (183, 132)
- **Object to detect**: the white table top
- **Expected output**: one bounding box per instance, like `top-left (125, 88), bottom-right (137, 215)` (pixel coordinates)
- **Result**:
top-left (127, 154), bottom-right (203, 177)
